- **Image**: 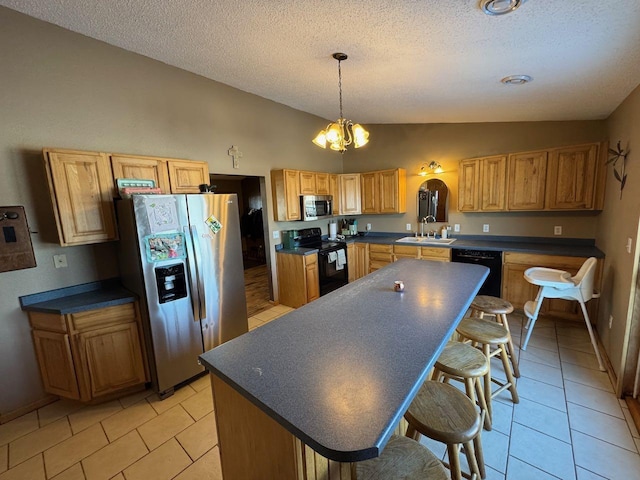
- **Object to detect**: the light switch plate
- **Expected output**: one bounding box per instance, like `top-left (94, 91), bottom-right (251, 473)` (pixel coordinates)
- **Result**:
top-left (53, 254), bottom-right (67, 268)
top-left (554, 226), bottom-right (562, 235)
top-left (273, 231), bottom-right (279, 239)
top-left (454, 224), bottom-right (460, 232)
top-left (482, 224), bottom-right (490, 233)
top-left (406, 223), bottom-right (412, 231)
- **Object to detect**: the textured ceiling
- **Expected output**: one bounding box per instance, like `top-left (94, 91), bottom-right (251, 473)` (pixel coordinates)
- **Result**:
top-left (3, 0), bottom-right (640, 123)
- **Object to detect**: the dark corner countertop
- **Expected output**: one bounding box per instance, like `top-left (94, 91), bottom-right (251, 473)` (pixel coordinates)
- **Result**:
top-left (20, 279), bottom-right (137, 314)
top-left (335, 233), bottom-right (604, 259)
top-left (199, 259), bottom-right (489, 463)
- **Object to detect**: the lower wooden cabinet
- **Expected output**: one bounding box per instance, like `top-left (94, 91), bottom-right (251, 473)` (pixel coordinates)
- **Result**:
top-left (502, 252), bottom-right (602, 322)
top-left (277, 253), bottom-right (319, 308)
top-left (32, 330), bottom-right (79, 399)
top-left (352, 243), bottom-right (369, 280)
top-left (393, 245), bottom-right (420, 261)
top-left (29, 302), bottom-right (148, 402)
top-left (420, 247), bottom-right (451, 262)
top-left (369, 244), bottom-right (394, 272)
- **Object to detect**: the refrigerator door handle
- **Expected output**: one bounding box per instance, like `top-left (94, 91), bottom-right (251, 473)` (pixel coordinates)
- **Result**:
top-left (190, 225), bottom-right (207, 320)
top-left (184, 225), bottom-right (201, 321)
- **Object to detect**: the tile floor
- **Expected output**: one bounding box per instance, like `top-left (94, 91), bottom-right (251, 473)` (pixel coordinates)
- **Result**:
top-left (0, 305), bottom-right (638, 480)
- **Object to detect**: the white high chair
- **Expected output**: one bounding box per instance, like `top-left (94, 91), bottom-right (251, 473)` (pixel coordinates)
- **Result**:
top-left (522, 257), bottom-right (605, 371)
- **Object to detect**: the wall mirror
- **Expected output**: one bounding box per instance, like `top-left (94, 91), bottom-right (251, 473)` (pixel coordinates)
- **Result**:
top-left (418, 179), bottom-right (448, 222)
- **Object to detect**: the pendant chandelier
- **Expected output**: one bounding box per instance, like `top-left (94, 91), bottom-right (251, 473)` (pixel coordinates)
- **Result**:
top-left (312, 53), bottom-right (369, 153)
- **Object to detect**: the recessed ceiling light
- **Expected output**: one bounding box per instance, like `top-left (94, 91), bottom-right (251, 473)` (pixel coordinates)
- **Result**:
top-left (501, 75), bottom-right (532, 85)
top-left (480, 0), bottom-right (525, 16)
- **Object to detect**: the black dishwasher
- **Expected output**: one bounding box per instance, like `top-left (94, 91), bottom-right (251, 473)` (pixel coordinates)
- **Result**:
top-left (451, 249), bottom-right (502, 297)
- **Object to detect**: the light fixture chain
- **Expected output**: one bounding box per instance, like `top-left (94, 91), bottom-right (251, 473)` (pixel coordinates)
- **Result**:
top-left (337, 58), bottom-right (343, 119)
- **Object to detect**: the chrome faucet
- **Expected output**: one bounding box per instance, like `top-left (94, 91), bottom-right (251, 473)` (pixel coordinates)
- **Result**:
top-left (422, 215), bottom-right (436, 238)
top-left (420, 215), bottom-right (437, 237)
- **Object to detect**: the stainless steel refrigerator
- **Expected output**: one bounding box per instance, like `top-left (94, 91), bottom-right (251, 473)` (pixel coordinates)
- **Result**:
top-left (117, 194), bottom-right (248, 398)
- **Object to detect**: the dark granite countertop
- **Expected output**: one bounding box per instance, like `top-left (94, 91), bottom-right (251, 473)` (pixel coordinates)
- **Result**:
top-left (20, 279), bottom-right (137, 314)
top-left (199, 259), bottom-right (489, 462)
top-left (339, 233), bottom-right (605, 258)
top-left (276, 246), bottom-right (318, 256)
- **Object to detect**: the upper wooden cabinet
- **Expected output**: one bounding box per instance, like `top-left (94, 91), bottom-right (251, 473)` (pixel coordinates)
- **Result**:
top-left (361, 172), bottom-right (377, 214)
top-left (507, 150), bottom-right (548, 211)
top-left (329, 174), bottom-right (340, 214)
top-left (459, 142), bottom-right (605, 213)
top-left (339, 173), bottom-right (362, 215)
top-left (111, 154), bottom-right (208, 195)
top-left (271, 169), bottom-right (301, 221)
top-left (458, 159), bottom-right (480, 212)
top-left (316, 173), bottom-right (330, 195)
top-left (481, 156), bottom-right (507, 211)
top-left (459, 156), bottom-right (506, 212)
top-left (546, 144), bottom-right (599, 210)
top-left (110, 154), bottom-right (171, 194)
top-left (299, 171), bottom-right (317, 195)
top-left (44, 148), bottom-right (118, 246)
top-left (361, 169), bottom-right (406, 214)
top-left (167, 159), bottom-right (209, 194)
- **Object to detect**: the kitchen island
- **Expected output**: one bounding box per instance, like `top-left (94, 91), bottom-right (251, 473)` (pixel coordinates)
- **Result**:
top-left (199, 259), bottom-right (489, 479)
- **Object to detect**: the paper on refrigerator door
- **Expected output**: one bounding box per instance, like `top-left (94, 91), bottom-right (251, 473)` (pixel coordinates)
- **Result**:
top-left (145, 197), bottom-right (180, 233)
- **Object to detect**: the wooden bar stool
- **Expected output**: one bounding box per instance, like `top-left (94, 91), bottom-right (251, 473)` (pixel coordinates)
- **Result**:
top-left (404, 381), bottom-right (485, 480)
top-left (469, 295), bottom-right (520, 378)
top-left (433, 341), bottom-right (492, 431)
top-left (354, 434), bottom-right (448, 479)
top-left (456, 317), bottom-right (519, 419)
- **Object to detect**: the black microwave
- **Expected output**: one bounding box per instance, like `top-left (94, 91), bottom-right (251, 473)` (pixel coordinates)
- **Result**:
top-left (301, 195), bottom-right (333, 221)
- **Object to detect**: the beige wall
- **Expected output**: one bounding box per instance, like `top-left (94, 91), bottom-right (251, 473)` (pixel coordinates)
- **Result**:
top-left (596, 84), bottom-right (640, 391)
top-left (343, 122), bottom-right (607, 237)
top-left (0, 7), bottom-right (341, 418)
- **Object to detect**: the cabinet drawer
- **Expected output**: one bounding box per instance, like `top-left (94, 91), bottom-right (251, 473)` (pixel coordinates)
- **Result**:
top-left (394, 245), bottom-right (420, 257)
top-left (369, 244), bottom-right (393, 254)
top-left (503, 252), bottom-right (585, 270)
top-left (420, 247), bottom-right (451, 260)
top-left (70, 303), bottom-right (137, 332)
top-left (304, 254), bottom-right (318, 266)
top-left (29, 311), bottom-right (68, 333)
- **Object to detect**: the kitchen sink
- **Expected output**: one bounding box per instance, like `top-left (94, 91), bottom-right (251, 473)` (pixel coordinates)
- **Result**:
top-left (395, 237), bottom-right (457, 245)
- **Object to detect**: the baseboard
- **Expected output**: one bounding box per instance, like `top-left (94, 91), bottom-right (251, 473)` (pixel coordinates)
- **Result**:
top-left (0, 394), bottom-right (58, 425)
top-left (625, 396), bottom-right (640, 434)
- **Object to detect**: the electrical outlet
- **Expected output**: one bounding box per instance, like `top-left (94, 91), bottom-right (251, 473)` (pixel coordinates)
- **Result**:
top-left (366, 223), bottom-right (372, 231)
top-left (609, 315), bottom-right (614, 329)
top-left (53, 254), bottom-right (67, 268)
top-left (482, 224), bottom-right (490, 233)
top-left (454, 224), bottom-right (460, 233)
top-left (406, 223), bottom-right (412, 231)
top-left (554, 226), bottom-right (562, 236)
top-left (273, 230), bottom-right (279, 239)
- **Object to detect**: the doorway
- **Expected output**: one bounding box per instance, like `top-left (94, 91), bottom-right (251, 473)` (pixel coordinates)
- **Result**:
top-left (210, 174), bottom-right (274, 317)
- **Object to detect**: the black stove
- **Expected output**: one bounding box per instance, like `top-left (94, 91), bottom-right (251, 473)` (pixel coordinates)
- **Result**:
top-left (294, 228), bottom-right (344, 252)
top-left (291, 228), bottom-right (348, 296)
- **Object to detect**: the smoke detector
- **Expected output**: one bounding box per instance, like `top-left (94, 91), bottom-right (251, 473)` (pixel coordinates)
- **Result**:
top-left (480, 0), bottom-right (525, 16)
top-left (501, 75), bottom-right (532, 85)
